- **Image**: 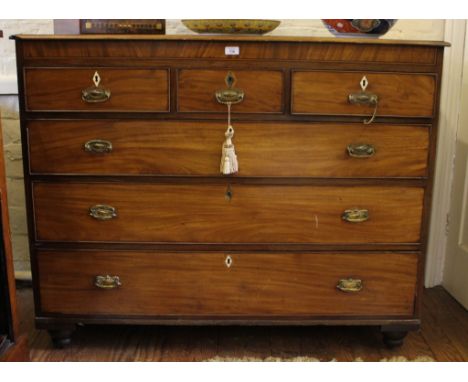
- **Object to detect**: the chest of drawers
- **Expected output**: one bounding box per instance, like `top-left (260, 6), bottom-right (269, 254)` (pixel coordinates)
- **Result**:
top-left (13, 35), bottom-right (446, 348)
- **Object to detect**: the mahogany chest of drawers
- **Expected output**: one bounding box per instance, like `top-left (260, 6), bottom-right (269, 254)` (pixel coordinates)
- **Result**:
top-left (13, 35), bottom-right (446, 348)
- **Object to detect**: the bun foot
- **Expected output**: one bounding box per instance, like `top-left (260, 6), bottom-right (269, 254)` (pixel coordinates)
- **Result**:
top-left (48, 326), bottom-right (76, 348)
top-left (382, 330), bottom-right (408, 348)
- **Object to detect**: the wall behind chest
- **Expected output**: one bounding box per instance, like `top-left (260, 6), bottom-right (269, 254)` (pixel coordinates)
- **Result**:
top-left (0, 19), bottom-right (53, 273)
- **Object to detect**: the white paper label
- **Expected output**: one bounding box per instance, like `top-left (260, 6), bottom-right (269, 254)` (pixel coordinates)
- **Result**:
top-left (225, 46), bottom-right (240, 55)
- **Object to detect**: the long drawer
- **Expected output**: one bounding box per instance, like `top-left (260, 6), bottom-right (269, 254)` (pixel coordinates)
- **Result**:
top-left (33, 183), bottom-right (424, 244)
top-left (292, 71), bottom-right (435, 117)
top-left (27, 120), bottom-right (429, 177)
top-left (37, 251), bottom-right (418, 316)
top-left (24, 68), bottom-right (169, 112)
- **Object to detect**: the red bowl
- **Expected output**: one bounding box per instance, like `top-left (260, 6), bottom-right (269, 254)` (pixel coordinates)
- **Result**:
top-left (322, 19), bottom-right (397, 37)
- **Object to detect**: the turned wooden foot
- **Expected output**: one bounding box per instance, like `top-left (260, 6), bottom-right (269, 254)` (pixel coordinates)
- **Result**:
top-left (380, 324), bottom-right (418, 348)
top-left (48, 326), bottom-right (76, 348)
top-left (381, 330), bottom-right (408, 348)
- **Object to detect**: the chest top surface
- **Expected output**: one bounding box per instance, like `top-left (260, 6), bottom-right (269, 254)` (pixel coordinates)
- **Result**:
top-left (11, 34), bottom-right (449, 45)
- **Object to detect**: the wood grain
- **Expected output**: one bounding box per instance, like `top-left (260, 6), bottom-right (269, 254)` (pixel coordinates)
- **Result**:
top-left (0, 335), bottom-right (29, 362)
top-left (13, 36), bottom-right (446, 341)
top-left (27, 120), bottom-right (429, 177)
top-left (37, 251), bottom-right (418, 316)
top-left (24, 68), bottom-right (169, 112)
top-left (16, 286), bottom-right (466, 361)
top-left (177, 70), bottom-right (283, 113)
top-left (418, 289), bottom-right (467, 361)
top-left (33, 183), bottom-right (424, 244)
top-left (292, 71), bottom-right (435, 117)
top-left (421, 287), bottom-right (468, 360)
top-left (17, 38), bottom-right (442, 66)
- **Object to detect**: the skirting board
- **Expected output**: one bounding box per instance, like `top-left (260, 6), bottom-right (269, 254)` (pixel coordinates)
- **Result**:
top-left (14, 270), bottom-right (32, 281)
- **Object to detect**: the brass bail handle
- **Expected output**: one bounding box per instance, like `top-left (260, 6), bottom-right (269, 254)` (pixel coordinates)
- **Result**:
top-left (347, 143), bottom-right (375, 158)
top-left (95, 275), bottom-right (121, 289)
top-left (215, 71), bottom-right (245, 105)
top-left (337, 278), bottom-right (363, 293)
top-left (348, 76), bottom-right (379, 125)
top-left (84, 139), bottom-right (113, 154)
top-left (89, 204), bottom-right (117, 220)
top-left (342, 208), bottom-right (369, 223)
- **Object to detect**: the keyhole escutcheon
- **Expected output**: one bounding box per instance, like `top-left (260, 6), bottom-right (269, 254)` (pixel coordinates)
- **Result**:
top-left (225, 255), bottom-right (233, 268)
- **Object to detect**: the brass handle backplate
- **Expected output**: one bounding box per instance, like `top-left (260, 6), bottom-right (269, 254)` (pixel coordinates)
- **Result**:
top-left (95, 275), bottom-right (121, 289)
top-left (348, 76), bottom-right (379, 124)
top-left (337, 278), bottom-right (363, 293)
top-left (348, 92), bottom-right (378, 105)
top-left (82, 87), bottom-right (111, 103)
top-left (89, 204), bottom-right (117, 220)
top-left (347, 143), bottom-right (375, 158)
top-left (216, 88), bottom-right (245, 104)
top-left (215, 71), bottom-right (245, 105)
top-left (84, 139), bottom-right (113, 154)
top-left (342, 208), bottom-right (369, 223)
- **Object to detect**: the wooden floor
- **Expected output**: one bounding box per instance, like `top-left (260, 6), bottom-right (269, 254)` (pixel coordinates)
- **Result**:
top-left (15, 286), bottom-right (468, 361)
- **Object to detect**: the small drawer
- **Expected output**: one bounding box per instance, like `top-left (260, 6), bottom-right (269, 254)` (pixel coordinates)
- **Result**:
top-left (291, 71), bottom-right (435, 118)
top-left (177, 69), bottom-right (284, 113)
top-left (37, 250), bottom-right (418, 316)
top-left (27, 120), bottom-right (429, 178)
top-left (24, 68), bottom-right (169, 112)
top-left (33, 182), bottom-right (424, 244)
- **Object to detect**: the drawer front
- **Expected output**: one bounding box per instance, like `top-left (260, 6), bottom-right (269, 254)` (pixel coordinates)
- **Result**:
top-left (28, 120), bottom-right (429, 177)
top-left (177, 70), bottom-right (283, 113)
top-left (24, 68), bottom-right (169, 112)
top-left (37, 251), bottom-right (418, 316)
top-left (33, 183), bottom-right (424, 244)
top-left (292, 71), bottom-right (435, 117)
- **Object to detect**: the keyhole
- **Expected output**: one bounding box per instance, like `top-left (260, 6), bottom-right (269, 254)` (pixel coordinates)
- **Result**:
top-left (360, 76), bottom-right (369, 91)
top-left (225, 256), bottom-right (233, 268)
top-left (225, 185), bottom-right (233, 201)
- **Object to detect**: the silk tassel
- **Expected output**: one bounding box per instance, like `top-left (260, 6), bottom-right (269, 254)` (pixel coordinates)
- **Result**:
top-left (220, 125), bottom-right (238, 175)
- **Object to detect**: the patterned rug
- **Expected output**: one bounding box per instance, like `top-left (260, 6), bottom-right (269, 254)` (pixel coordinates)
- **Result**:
top-left (207, 356), bottom-right (435, 362)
